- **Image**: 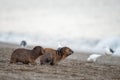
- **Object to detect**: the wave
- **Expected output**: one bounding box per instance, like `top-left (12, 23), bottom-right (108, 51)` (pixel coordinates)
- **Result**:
top-left (0, 32), bottom-right (120, 56)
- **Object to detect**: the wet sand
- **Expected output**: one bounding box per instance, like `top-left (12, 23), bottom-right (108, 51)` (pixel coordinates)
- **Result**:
top-left (0, 42), bottom-right (120, 80)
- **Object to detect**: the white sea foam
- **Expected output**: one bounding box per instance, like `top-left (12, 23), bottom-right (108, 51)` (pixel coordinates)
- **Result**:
top-left (0, 32), bottom-right (120, 56)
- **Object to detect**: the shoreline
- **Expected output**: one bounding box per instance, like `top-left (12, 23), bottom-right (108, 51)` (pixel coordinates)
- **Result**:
top-left (0, 41), bottom-right (120, 66)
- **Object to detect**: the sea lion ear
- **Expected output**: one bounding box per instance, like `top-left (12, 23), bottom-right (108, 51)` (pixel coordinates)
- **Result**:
top-left (57, 48), bottom-right (61, 52)
top-left (57, 48), bottom-right (61, 56)
top-left (57, 48), bottom-right (63, 56)
top-left (60, 47), bottom-right (66, 56)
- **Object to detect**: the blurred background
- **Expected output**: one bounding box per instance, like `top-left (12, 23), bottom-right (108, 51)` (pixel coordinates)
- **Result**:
top-left (0, 0), bottom-right (120, 55)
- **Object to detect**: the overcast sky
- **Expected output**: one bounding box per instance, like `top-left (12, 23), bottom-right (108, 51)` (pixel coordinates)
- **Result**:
top-left (0, 0), bottom-right (120, 39)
